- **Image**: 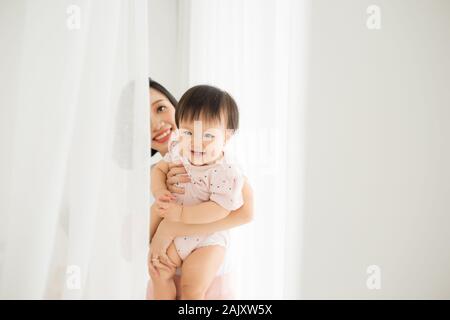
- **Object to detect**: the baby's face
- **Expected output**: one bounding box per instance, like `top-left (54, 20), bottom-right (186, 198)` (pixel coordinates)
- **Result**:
top-left (178, 119), bottom-right (228, 166)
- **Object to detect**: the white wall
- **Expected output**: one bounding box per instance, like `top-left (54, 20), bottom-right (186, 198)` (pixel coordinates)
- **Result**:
top-left (301, 0), bottom-right (450, 298)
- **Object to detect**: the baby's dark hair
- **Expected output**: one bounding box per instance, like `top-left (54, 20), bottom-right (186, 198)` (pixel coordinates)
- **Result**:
top-left (175, 85), bottom-right (239, 131)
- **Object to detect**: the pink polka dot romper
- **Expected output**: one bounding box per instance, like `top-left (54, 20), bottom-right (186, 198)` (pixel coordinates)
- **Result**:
top-left (163, 134), bottom-right (245, 260)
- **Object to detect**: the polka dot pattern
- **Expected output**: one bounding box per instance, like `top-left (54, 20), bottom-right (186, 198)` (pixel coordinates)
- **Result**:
top-left (162, 142), bottom-right (244, 261)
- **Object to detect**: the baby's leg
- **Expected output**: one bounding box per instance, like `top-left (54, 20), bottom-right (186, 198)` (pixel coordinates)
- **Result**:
top-left (152, 242), bottom-right (182, 300)
top-left (179, 245), bottom-right (225, 300)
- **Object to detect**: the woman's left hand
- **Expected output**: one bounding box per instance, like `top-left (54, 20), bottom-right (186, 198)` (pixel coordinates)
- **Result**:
top-left (150, 219), bottom-right (178, 269)
top-left (155, 196), bottom-right (182, 222)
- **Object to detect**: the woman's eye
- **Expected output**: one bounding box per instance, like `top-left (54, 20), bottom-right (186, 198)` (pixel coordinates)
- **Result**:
top-left (157, 105), bottom-right (167, 113)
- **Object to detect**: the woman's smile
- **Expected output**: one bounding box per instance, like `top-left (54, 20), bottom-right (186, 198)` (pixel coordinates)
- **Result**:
top-left (153, 127), bottom-right (172, 143)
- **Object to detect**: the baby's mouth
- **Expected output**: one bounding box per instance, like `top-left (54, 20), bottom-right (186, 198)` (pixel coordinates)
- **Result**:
top-left (190, 150), bottom-right (205, 157)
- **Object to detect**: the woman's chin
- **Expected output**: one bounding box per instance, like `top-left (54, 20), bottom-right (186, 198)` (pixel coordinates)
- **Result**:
top-left (151, 141), bottom-right (168, 154)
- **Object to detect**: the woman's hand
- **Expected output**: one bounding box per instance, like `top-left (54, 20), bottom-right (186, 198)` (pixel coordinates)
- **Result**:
top-left (154, 191), bottom-right (180, 220)
top-left (149, 219), bottom-right (179, 272)
top-left (166, 162), bottom-right (190, 194)
top-left (155, 199), bottom-right (182, 222)
top-left (148, 247), bottom-right (176, 279)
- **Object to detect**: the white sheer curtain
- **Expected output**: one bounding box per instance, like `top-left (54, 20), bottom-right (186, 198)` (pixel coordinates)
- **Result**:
top-left (176, 0), bottom-right (310, 299)
top-left (0, 0), bottom-right (149, 299)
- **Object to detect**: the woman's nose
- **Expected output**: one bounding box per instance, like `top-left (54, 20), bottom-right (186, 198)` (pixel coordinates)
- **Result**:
top-left (151, 115), bottom-right (165, 130)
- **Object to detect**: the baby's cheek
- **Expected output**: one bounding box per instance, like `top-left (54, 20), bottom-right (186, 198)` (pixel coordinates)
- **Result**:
top-left (206, 144), bottom-right (221, 160)
top-left (179, 144), bottom-right (190, 158)
top-left (208, 140), bottom-right (222, 153)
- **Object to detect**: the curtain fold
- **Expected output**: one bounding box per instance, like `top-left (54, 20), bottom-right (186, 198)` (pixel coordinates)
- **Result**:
top-left (0, 0), bottom-right (149, 299)
top-left (176, 0), bottom-right (310, 299)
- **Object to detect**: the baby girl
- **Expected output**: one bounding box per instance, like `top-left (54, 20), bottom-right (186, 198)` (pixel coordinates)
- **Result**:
top-left (150, 85), bottom-right (245, 299)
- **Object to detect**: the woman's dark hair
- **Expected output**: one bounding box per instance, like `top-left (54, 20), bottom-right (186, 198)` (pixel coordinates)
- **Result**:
top-left (176, 85), bottom-right (239, 131)
top-left (149, 78), bottom-right (178, 157)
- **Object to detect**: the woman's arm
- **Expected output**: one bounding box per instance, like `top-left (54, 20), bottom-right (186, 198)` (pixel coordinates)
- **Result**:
top-left (161, 201), bottom-right (230, 224)
top-left (149, 180), bottom-right (253, 269)
top-left (156, 181), bottom-right (253, 237)
top-left (185, 180), bottom-right (253, 232)
top-left (149, 203), bottom-right (162, 241)
top-left (151, 161), bottom-right (170, 196)
top-left (149, 159), bottom-right (253, 260)
top-left (181, 201), bottom-right (230, 224)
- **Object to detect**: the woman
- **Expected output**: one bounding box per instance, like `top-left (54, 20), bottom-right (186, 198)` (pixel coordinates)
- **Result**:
top-left (147, 78), bottom-right (254, 299)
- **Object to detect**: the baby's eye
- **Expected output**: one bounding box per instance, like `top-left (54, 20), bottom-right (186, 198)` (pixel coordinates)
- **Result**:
top-left (180, 130), bottom-right (192, 136)
top-left (204, 133), bottom-right (215, 139)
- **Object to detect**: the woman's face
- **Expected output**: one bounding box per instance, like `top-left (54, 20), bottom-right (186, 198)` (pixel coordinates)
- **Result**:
top-left (150, 88), bottom-right (177, 155)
